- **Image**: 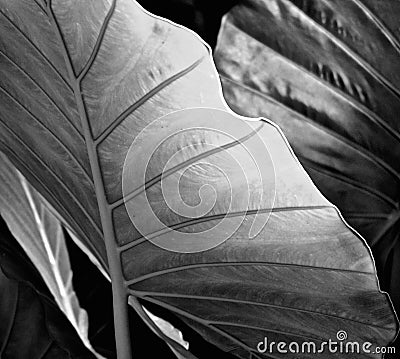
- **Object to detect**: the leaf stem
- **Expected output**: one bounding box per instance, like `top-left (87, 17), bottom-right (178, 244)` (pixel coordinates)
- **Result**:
top-left (47, 2), bottom-right (132, 358)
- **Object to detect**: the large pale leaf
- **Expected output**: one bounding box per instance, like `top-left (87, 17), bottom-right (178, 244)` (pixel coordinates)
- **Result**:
top-left (0, 220), bottom-right (95, 359)
top-left (214, 0), bottom-right (400, 319)
top-left (0, 1), bottom-right (396, 358)
top-left (0, 152), bottom-right (98, 354)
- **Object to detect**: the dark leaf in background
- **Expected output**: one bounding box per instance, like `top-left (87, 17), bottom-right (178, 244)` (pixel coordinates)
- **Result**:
top-left (68, 225), bottom-right (234, 359)
top-left (130, 298), bottom-right (238, 359)
top-left (0, 218), bottom-right (95, 359)
top-left (215, 0), bottom-right (400, 334)
top-left (137, 0), bottom-right (240, 47)
top-left (0, 152), bottom-right (187, 358)
top-left (66, 228), bottom-right (196, 359)
top-left (0, 153), bottom-right (98, 355)
top-left (64, 229), bottom-right (117, 359)
top-left (0, 1), bottom-right (396, 358)
top-left (0, 217), bottom-right (195, 359)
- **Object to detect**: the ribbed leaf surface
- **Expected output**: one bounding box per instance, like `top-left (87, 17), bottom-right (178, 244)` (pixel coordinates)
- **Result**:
top-left (0, 1), bottom-right (396, 358)
top-left (214, 0), bottom-right (400, 318)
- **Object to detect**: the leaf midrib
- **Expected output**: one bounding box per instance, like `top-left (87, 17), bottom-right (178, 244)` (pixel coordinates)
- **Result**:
top-left (46, 1), bottom-right (133, 356)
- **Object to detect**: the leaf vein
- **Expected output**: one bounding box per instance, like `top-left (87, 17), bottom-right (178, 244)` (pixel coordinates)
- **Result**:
top-left (0, 144), bottom-right (108, 271)
top-left (0, 121), bottom-right (103, 239)
top-left (95, 56), bottom-right (206, 145)
top-left (131, 291), bottom-right (392, 331)
top-left (221, 74), bottom-right (400, 183)
top-left (351, 0), bottom-right (400, 55)
top-left (33, 0), bottom-right (47, 16)
top-left (124, 262), bottom-right (372, 286)
top-left (118, 205), bottom-right (334, 252)
top-left (140, 296), bottom-right (298, 359)
top-left (113, 121), bottom-right (263, 209)
top-left (0, 85), bottom-right (93, 184)
top-left (226, 21), bottom-right (400, 143)
top-left (288, 0), bottom-right (400, 100)
top-left (0, 49), bottom-right (83, 141)
top-left (302, 157), bottom-right (398, 208)
top-left (0, 9), bottom-right (73, 92)
top-left (77, 0), bottom-right (117, 80)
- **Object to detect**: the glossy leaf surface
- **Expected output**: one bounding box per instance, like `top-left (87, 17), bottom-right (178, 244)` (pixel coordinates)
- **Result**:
top-left (0, 1), bottom-right (396, 358)
top-left (214, 0), bottom-right (400, 315)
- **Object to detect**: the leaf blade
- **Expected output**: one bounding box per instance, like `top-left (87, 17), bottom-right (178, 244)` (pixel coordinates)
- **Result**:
top-left (214, 0), bottom-right (400, 325)
top-left (0, 1), bottom-right (397, 358)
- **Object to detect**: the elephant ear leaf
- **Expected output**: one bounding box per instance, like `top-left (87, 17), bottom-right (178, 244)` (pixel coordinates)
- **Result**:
top-left (214, 0), bottom-right (400, 317)
top-left (0, 1), bottom-right (397, 358)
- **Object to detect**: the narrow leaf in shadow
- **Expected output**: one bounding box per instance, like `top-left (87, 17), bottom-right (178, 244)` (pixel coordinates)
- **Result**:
top-left (0, 152), bottom-right (101, 357)
top-left (0, 151), bottom-right (193, 359)
top-left (0, 219), bottom-right (95, 359)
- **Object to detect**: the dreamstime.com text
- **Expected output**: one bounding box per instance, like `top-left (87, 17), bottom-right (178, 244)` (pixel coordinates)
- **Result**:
top-left (257, 330), bottom-right (395, 355)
